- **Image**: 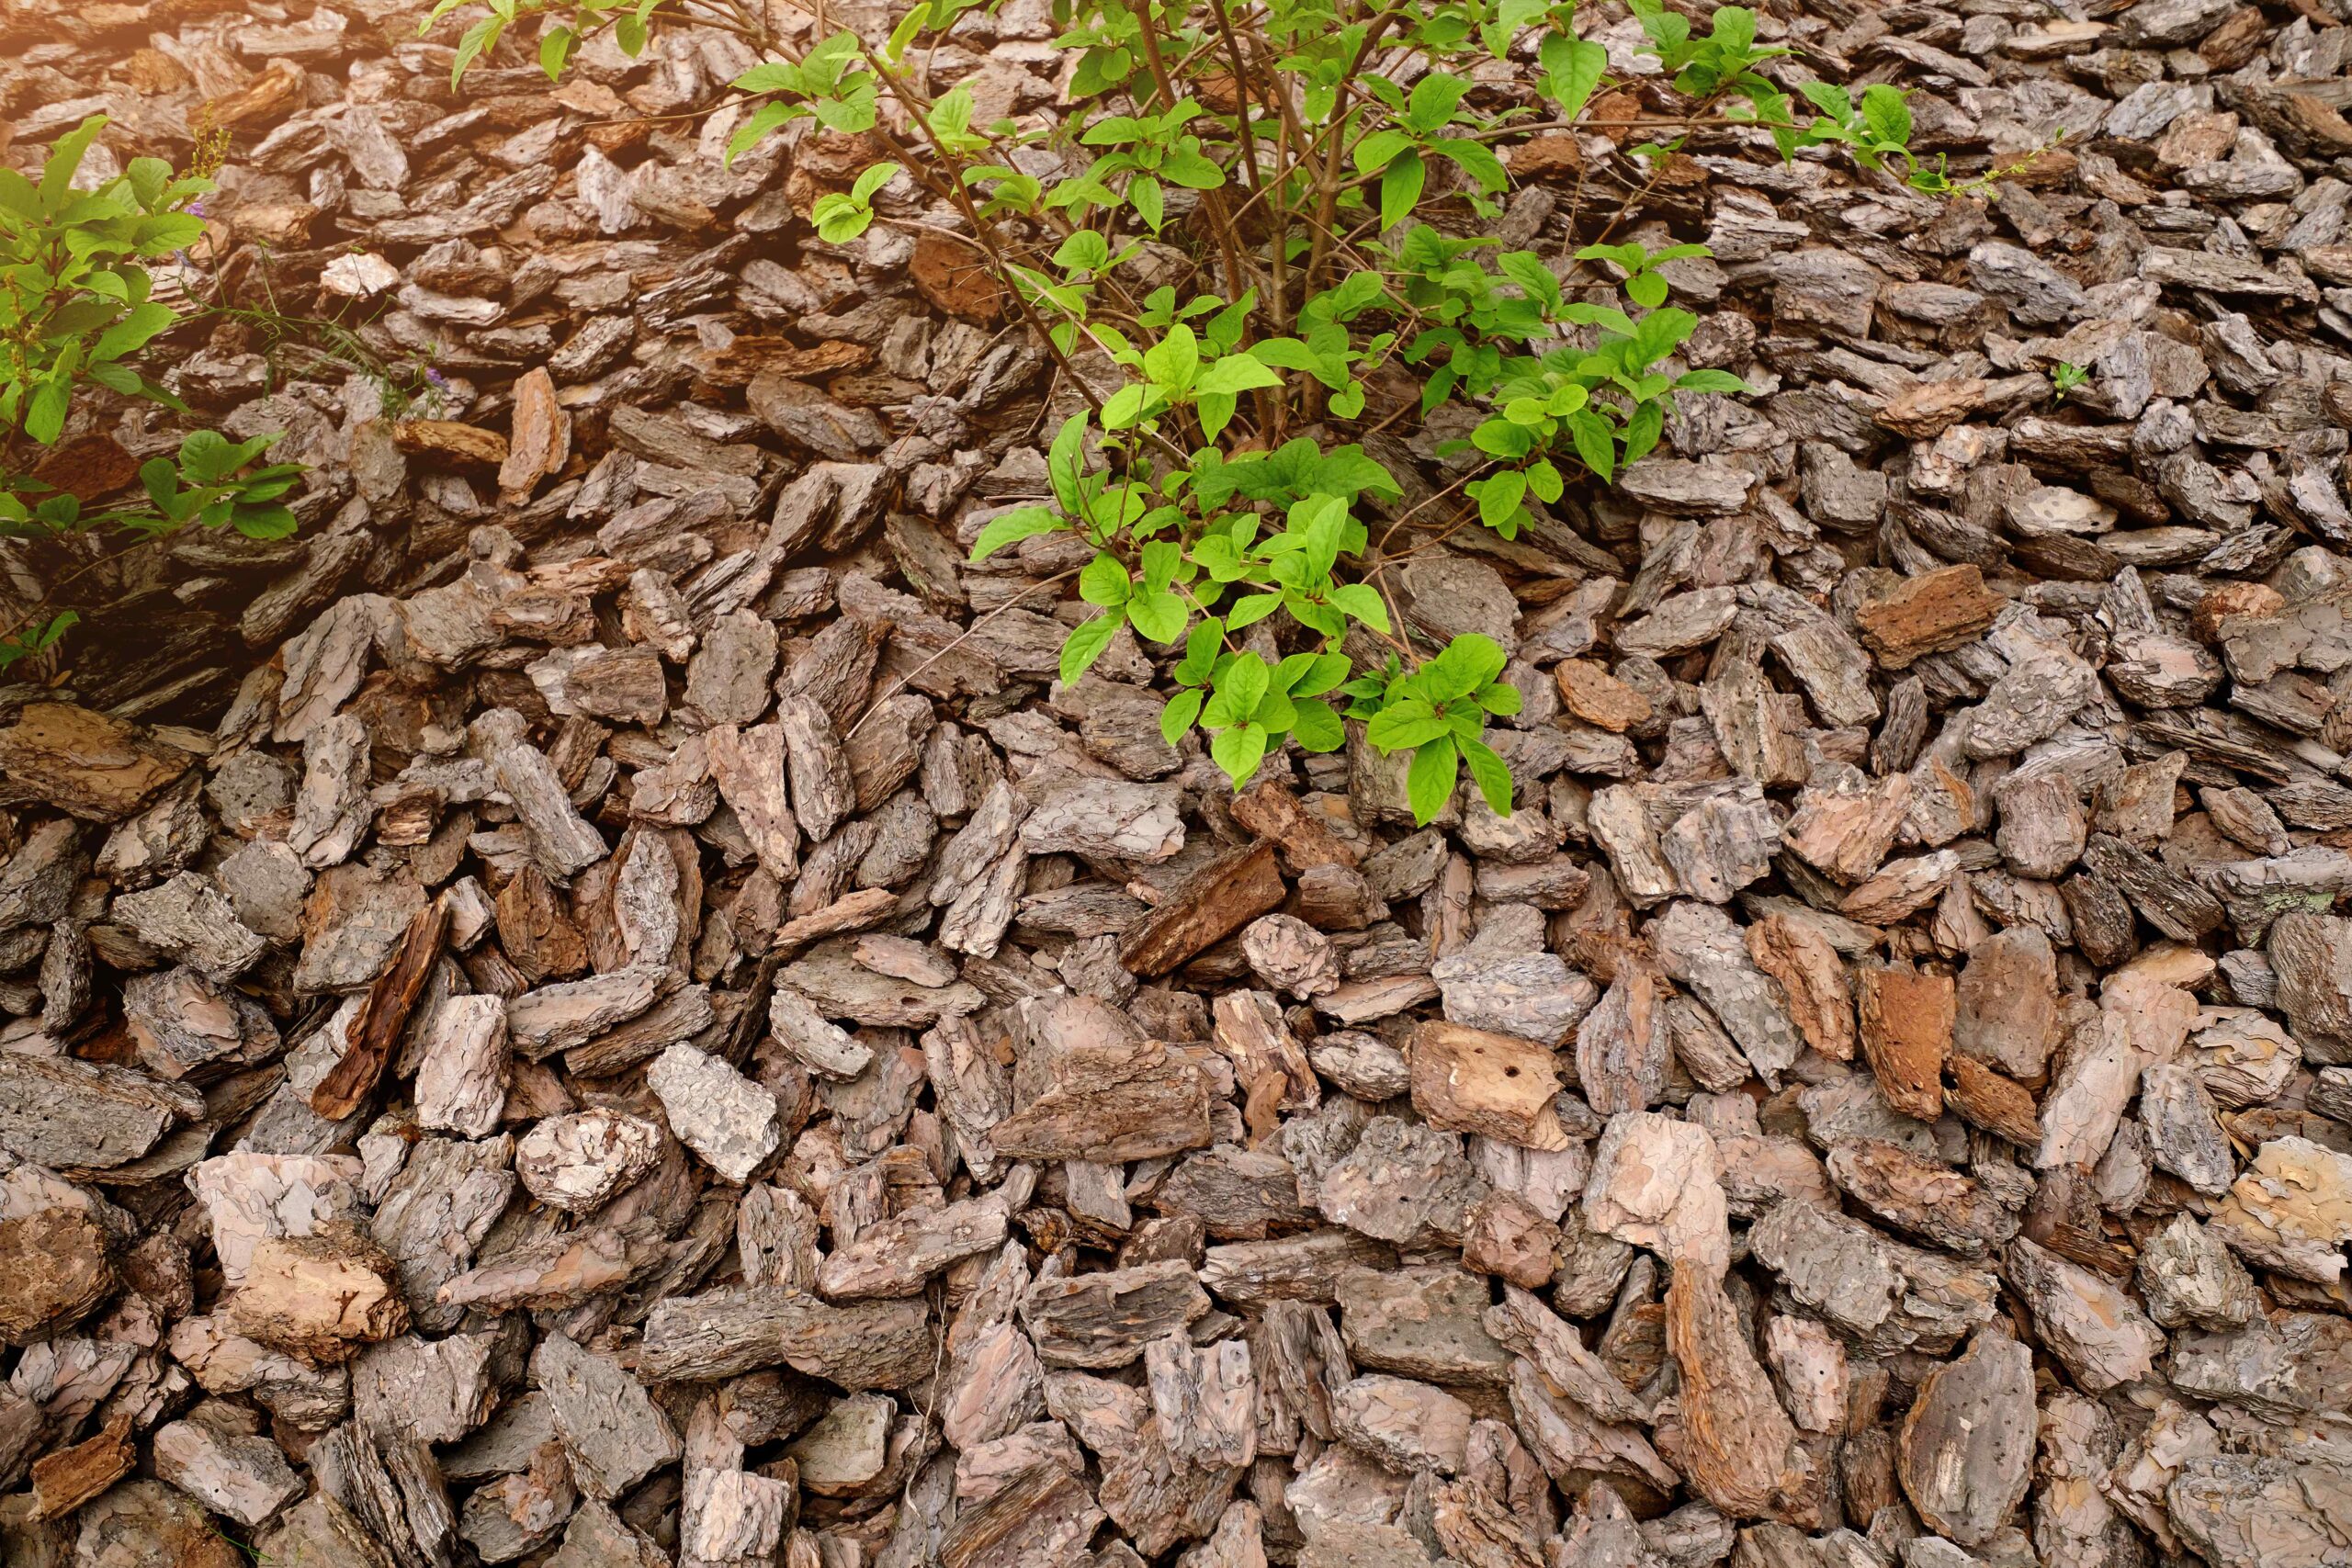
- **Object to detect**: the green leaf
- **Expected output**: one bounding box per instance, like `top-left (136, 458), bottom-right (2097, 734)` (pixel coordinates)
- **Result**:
top-left (1625, 269), bottom-right (1668, 308)
top-left (1139, 539), bottom-right (1182, 592)
top-left (1404, 72), bottom-right (1472, 133)
top-left (1328, 582), bottom-right (1389, 633)
top-left (1675, 368), bottom-right (1748, 394)
top-left (1379, 152), bottom-right (1425, 233)
top-left (1079, 552), bottom-right (1131, 606)
top-left (1525, 457), bottom-right (1563, 504)
top-left (1798, 79), bottom-right (1850, 118)
top-left (1566, 409), bottom-right (1615, 481)
top-left (40, 117), bottom-right (107, 216)
top-left (1100, 382), bottom-right (1154, 429)
top-left (1498, 251), bottom-right (1563, 312)
top-left (1351, 129), bottom-right (1415, 176)
top-left (970, 505), bottom-right (1063, 561)
top-left (25, 381), bottom-right (71, 445)
top-left (1434, 138), bottom-right (1507, 195)
top-left (885, 2), bottom-right (930, 61)
top-left (1047, 412), bottom-right (1088, 511)
top-left (454, 14), bottom-right (507, 82)
top-left (1623, 398), bottom-right (1667, 466)
top-left (1159, 687), bottom-right (1204, 746)
top-left (1194, 354), bottom-right (1282, 396)
top-left (89, 301), bottom-right (175, 364)
top-left (809, 190), bottom-right (876, 243)
top-left (1290, 699), bottom-right (1345, 751)
top-left (1460, 736), bottom-right (1513, 814)
top-left (1539, 34), bottom-right (1609, 120)
top-left (1127, 590), bottom-right (1187, 643)
top-left (1365, 698), bottom-right (1448, 751)
top-left (727, 101), bottom-right (798, 164)
top-left (1424, 633), bottom-right (1508, 698)
top-left (1860, 84), bottom-right (1912, 148)
top-left (1210, 722), bottom-right (1269, 790)
top-left (232, 502), bottom-right (299, 540)
top-left (1294, 653), bottom-right (1354, 698)
top-left (1143, 322), bottom-right (1200, 392)
top-left (1060, 614), bottom-right (1119, 683)
top-left (1405, 736), bottom-right (1459, 825)
top-left (1478, 681), bottom-right (1524, 716)
top-left (1476, 469), bottom-right (1526, 532)
top-left (1713, 6), bottom-right (1758, 58)
top-left (1175, 620), bottom-right (1222, 685)
top-left (1218, 651), bottom-right (1271, 722)
top-left (1159, 147), bottom-right (1226, 188)
top-left (1227, 591), bottom-right (1282, 630)
top-left (539, 26), bottom-right (576, 79)
top-left (1128, 174), bottom-right (1164, 231)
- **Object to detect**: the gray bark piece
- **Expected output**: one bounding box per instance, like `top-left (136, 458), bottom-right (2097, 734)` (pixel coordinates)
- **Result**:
top-left (1023, 1259), bottom-right (1213, 1369)
top-left (768, 986), bottom-right (873, 1078)
top-left (153, 1402), bottom-right (308, 1527)
top-left (639, 1286), bottom-right (933, 1387)
top-left (775, 692), bottom-right (856, 842)
top-left (1584, 1111), bottom-right (1729, 1278)
top-left (2165, 1453), bottom-right (2352, 1568)
top-left (1747, 1201), bottom-right (1998, 1355)
top-left (647, 1043), bottom-right (779, 1183)
top-left (414, 993), bottom-right (509, 1139)
top-left (1651, 900), bottom-right (1803, 1084)
top-left (289, 713), bottom-right (374, 868)
top-left (705, 721), bottom-right (799, 879)
top-left (353, 1332), bottom-right (500, 1442)
top-left (1337, 1264), bottom-right (1510, 1389)
top-left (531, 1330), bottom-right (681, 1499)
top-left (684, 609), bottom-right (778, 725)
top-left (2138, 1063), bottom-right (2235, 1195)
top-left (515, 1110), bottom-right (663, 1212)
top-left (818, 1194), bottom-right (1010, 1300)
top-left (506, 965), bottom-right (667, 1058)
top-left (2002, 1237), bottom-right (2164, 1392)
top-left (1431, 950), bottom-right (1596, 1044)
top-left (111, 872), bottom-right (268, 982)
top-left (1897, 1330), bottom-right (2036, 1548)
top-left (493, 738), bottom-right (608, 880)
top-left (0, 1050), bottom-right (203, 1169)
top-left (2168, 1312), bottom-right (2352, 1416)
top-left (2269, 912), bottom-right (2352, 1064)
top-left (1021, 776), bottom-right (1186, 861)
top-left (2137, 1214), bottom-right (2258, 1331)
top-left (371, 1134), bottom-right (514, 1333)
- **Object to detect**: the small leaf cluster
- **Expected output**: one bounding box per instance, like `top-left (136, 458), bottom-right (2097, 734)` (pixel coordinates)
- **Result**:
top-left (1353, 74), bottom-right (1508, 231)
top-left (1629, 0), bottom-right (1792, 128)
top-left (810, 163), bottom-right (899, 243)
top-left (1349, 634), bottom-right (1522, 825)
top-left (1459, 240), bottom-right (1747, 534)
top-left (2050, 361), bottom-right (2089, 399)
top-left (0, 118), bottom-right (306, 664)
top-left (0, 118), bottom-right (209, 444)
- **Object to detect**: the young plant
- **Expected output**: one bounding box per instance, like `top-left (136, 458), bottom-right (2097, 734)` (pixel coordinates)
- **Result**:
top-left (0, 116), bottom-right (304, 669)
top-left (416, 0), bottom-right (2003, 822)
top-left (1347, 636), bottom-right (1523, 825)
top-left (2051, 361), bottom-right (2089, 400)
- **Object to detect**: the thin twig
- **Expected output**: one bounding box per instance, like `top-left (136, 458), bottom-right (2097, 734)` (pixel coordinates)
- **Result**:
top-left (844, 567), bottom-right (1079, 739)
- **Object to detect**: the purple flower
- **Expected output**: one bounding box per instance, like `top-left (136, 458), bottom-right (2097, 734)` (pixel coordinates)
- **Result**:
top-left (425, 367), bottom-right (448, 387)
top-left (186, 198), bottom-right (207, 217)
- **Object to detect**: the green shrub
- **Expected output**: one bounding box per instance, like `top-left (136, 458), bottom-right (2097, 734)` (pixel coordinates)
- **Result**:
top-left (427, 0), bottom-right (1963, 823)
top-left (1, 116), bottom-right (303, 669)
